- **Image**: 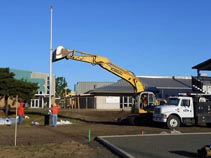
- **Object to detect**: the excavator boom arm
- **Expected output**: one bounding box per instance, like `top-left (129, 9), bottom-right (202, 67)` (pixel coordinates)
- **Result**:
top-left (52, 46), bottom-right (144, 93)
top-left (99, 63), bottom-right (144, 93)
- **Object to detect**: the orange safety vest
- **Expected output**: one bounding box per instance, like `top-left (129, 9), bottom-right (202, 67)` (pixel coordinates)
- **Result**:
top-left (18, 102), bottom-right (24, 115)
top-left (51, 105), bottom-right (61, 114)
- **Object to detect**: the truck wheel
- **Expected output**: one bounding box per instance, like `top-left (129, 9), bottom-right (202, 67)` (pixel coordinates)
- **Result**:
top-left (167, 115), bottom-right (180, 129)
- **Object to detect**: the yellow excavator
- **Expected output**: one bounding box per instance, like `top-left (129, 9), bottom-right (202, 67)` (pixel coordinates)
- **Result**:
top-left (52, 46), bottom-right (158, 115)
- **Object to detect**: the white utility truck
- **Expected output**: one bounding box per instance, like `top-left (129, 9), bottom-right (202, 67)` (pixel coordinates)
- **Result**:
top-left (153, 93), bottom-right (211, 129)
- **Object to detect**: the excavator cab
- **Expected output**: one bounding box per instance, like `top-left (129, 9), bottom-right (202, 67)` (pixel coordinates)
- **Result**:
top-left (132, 92), bottom-right (157, 114)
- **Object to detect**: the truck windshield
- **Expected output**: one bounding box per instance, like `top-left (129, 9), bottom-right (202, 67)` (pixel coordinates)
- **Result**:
top-left (167, 98), bottom-right (180, 106)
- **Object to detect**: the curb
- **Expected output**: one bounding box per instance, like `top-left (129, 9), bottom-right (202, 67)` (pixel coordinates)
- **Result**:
top-left (95, 136), bottom-right (135, 158)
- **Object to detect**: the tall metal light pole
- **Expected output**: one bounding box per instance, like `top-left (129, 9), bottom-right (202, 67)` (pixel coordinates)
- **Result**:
top-left (49, 5), bottom-right (53, 108)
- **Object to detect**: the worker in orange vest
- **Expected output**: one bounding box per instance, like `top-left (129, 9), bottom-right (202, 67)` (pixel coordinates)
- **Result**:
top-left (141, 95), bottom-right (148, 109)
top-left (51, 102), bottom-right (61, 127)
top-left (18, 99), bottom-right (25, 124)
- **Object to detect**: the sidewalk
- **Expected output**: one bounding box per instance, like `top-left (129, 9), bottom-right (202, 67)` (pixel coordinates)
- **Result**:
top-left (96, 132), bottom-right (211, 158)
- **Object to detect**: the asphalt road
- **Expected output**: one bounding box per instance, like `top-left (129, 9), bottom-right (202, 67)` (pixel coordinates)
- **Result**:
top-left (97, 132), bottom-right (211, 158)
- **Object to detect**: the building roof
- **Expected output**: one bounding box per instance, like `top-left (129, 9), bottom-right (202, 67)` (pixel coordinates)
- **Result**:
top-left (140, 76), bottom-right (191, 89)
top-left (76, 81), bottom-right (114, 94)
top-left (84, 79), bottom-right (139, 95)
top-left (86, 76), bottom-right (192, 95)
top-left (192, 59), bottom-right (211, 71)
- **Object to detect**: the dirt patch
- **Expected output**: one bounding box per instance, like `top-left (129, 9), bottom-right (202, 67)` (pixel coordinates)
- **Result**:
top-left (0, 109), bottom-right (211, 158)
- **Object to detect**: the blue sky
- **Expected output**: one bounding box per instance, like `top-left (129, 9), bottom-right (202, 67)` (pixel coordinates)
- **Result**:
top-left (0, 0), bottom-right (211, 90)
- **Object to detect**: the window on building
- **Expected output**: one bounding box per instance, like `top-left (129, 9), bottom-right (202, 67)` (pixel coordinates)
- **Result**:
top-left (47, 77), bottom-right (50, 85)
top-left (120, 96), bottom-right (134, 109)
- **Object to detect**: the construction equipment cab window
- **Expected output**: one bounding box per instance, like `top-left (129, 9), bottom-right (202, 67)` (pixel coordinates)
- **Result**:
top-left (139, 92), bottom-right (156, 112)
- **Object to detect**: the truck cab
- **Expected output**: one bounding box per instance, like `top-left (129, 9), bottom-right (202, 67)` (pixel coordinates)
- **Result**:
top-left (153, 96), bottom-right (195, 129)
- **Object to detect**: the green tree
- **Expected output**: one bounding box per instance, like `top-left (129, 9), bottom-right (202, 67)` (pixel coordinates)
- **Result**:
top-left (0, 68), bottom-right (39, 114)
top-left (0, 68), bottom-right (16, 96)
top-left (14, 79), bottom-right (38, 102)
top-left (55, 77), bottom-right (71, 98)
